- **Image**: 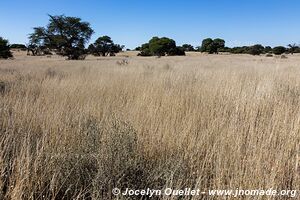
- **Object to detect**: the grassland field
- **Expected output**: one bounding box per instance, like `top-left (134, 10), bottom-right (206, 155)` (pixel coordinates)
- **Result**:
top-left (0, 50), bottom-right (300, 199)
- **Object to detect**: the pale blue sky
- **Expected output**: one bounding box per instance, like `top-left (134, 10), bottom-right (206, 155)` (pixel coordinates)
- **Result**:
top-left (0, 0), bottom-right (299, 49)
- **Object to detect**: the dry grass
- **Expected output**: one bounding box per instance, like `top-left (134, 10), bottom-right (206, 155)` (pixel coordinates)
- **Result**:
top-left (0, 52), bottom-right (300, 199)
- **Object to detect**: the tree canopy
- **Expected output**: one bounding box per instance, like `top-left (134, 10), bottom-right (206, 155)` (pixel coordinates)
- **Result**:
top-left (10, 44), bottom-right (27, 49)
top-left (28, 15), bottom-right (94, 60)
top-left (201, 38), bottom-right (225, 54)
top-left (88, 36), bottom-right (124, 56)
top-left (273, 46), bottom-right (286, 55)
top-left (229, 45), bottom-right (288, 56)
top-left (0, 37), bottom-right (13, 59)
top-left (138, 37), bottom-right (185, 56)
top-left (248, 44), bottom-right (265, 55)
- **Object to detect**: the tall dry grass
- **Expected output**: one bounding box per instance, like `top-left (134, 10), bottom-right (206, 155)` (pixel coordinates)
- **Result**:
top-left (0, 53), bottom-right (300, 199)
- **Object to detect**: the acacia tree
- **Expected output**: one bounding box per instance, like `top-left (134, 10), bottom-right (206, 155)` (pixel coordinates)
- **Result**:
top-left (88, 36), bottom-right (124, 56)
top-left (28, 15), bottom-right (94, 60)
top-left (138, 37), bottom-right (185, 56)
top-left (0, 37), bottom-right (13, 59)
top-left (248, 44), bottom-right (264, 55)
top-left (287, 44), bottom-right (299, 54)
top-left (201, 38), bottom-right (225, 54)
top-left (149, 37), bottom-right (176, 56)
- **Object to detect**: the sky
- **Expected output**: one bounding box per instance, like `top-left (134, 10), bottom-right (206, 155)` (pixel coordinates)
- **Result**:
top-left (1, 0), bottom-right (300, 49)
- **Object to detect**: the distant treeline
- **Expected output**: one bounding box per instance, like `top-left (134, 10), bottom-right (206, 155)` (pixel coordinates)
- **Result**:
top-left (9, 44), bottom-right (27, 49)
top-left (0, 14), bottom-right (299, 59)
top-left (135, 39), bottom-right (299, 56)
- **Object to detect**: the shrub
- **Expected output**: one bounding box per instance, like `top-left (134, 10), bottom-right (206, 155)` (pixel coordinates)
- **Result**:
top-left (182, 44), bottom-right (195, 51)
top-left (230, 46), bottom-right (250, 54)
top-left (168, 47), bottom-right (185, 56)
top-left (137, 49), bottom-right (151, 56)
top-left (266, 53), bottom-right (273, 57)
top-left (10, 44), bottom-right (26, 49)
top-left (138, 43), bottom-right (151, 56)
top-left (264, 46), bottom-right (272, 53)
top-left (0, 81), bottom-right (6, 94)
top-left (218, 47), bottom-right (231, 52)
top-left (248, 44), bottom-right (264, 55)
top-left (273, 46), bottom-right (286, 55)
top-left (0, 37), bottom-right (13, 59)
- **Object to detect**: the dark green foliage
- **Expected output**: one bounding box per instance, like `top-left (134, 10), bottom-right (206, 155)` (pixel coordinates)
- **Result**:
top-left (137, 50), bottom-right (151, 56)
top-left (201, 38), bottom-right (225, 54)
top-left (232, 45), bottom-right (263, 55)
top-left (28, 15), bottom-right (94, 60)
top-left (168, 46), bottom-right (185, 56)
top-left (27, 44), bottom-right (53, 56)
top-left (149, 37), bottom-right (176, 56)
top-left (230, 46), bottom-right (250, 54)
top-left (88, 36), bottom-right (124, 56)
top-left (0, 37), bottom-right (13, 59)
top-left (273, 46), bottom-right (286, 55)
top-left (137, 43), bottom-right (151, 56)
top-left (195, 46), bottom-right (201, 51)
top-left (248, 44), bottom-right (264, 55)
top-left (10, 44), bottom-right (26, 50)
top-left (218, 47), bottom-right (231, 52)
top-left (213, 38), bottom-right (225, 49)
top-left (264, 46), bottom-right (272, 53)
top-left (287, 44), bottom-right (300, 54)
top-left (26, 44), bottom-right (39, 56)
top-left (138, 37), bottom-right (185, 56)
top-left (182, 44), bottom-right (195, 51)
top-left (201, 38), bottom-right (213, 53)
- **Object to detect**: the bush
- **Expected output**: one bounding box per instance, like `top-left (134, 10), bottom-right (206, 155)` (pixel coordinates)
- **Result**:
top-left (248, 44), bottom-right (264, 55)
top-left (0, 37), bottom-right (13, 59)
top-left (273, 46), bottom-right (286, 55)
top-left (218, 47), bottom-right (231, 53)
top-left (10, 44), bottom-right (26, 49)
top-left (168, 47), bottom-right (185, 56)
top-left (137, 49), bottom-right (152, 56)
top-left (266, 53), bottom-right (273, 57)
top-left (182, 44), bottom-right (195, 51)
top-left (0, 81), bottom-right (7, 94)
top-left (230, 46), bottom-right (250, 54)
top-left (264, 46), bottom-right (272, 53)
top-left (138, 37), bottom-right (185, 56)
